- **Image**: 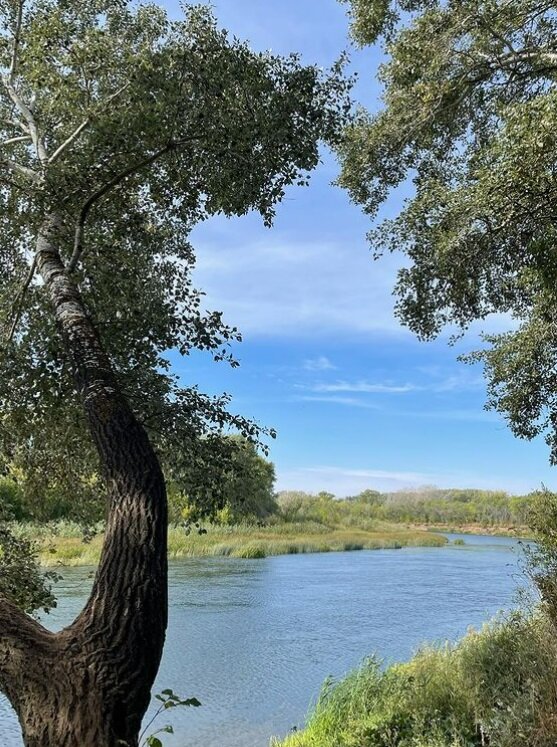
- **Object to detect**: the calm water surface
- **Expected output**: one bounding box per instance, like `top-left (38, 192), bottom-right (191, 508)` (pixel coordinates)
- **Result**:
top-left (0, 534), bottom-right (529, 746)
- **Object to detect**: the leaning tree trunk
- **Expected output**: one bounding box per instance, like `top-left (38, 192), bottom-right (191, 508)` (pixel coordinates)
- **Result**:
top-left (0, 214), bottom-right (168, 746)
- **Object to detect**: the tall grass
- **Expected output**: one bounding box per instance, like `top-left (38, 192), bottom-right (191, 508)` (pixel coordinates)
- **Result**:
top-left (275, 610), bottom-right (557, 747)
top-left (6, 521), bottom-right (446, 566)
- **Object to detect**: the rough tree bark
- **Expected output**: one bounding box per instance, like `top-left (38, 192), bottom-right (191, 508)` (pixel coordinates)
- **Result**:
top-left (0, 214), bottom-right (168, 746)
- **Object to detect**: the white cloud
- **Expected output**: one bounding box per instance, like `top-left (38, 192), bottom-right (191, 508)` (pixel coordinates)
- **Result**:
top-left (192, 236), bottom-right (408, 338)
top-left (404, 408), bottom-right (498, 423)
top-left (420, 369), bottom-right (486, 393)
top-left (311, 380), bottom-right (416, 394)
top-left (276, 465), bottom-right (536, 496)
top-left (191, 231), bottom-right (517, 341)
top-left (433, 377), bottom-right (479, 392)
top-left (293, 395), bottom-right (381, 409)
top-left (276, 466), bottom-right (445, 495)
top-left (303, 356), bottom-right (336, 371)
top-left (292, 393), bottom-right (496, 421)
top-left (299, 370), bottom-right (486, 397)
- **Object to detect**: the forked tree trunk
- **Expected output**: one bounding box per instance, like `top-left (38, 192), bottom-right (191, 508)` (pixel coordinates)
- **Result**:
top-left (0, 214), bottom-right (168, 746)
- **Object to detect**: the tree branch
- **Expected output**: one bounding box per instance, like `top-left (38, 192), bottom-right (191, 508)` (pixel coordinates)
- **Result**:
top-left (3, 255), bottom-right (38, 347)
top-left (0, 595), bottom-right (52, 689)
top-left (47, 120), bottom-right (89, 165)
top-left (1, 158), bottom-right (40, 182)
top-left (8, 1), bottom-right (25, 84)
top-left (475, 13), bottom-right (520, 58)
top-left (68, 136), bottom-right (199, 273)
top-left (1, 134), bottom-right (31, 146)
top-left (474, 46), bottom-right (557, 73)
top-left (0, 595), bottom-right (49, 647)
top-left (2, 32), bottom-right (47, 165)
top-left (1, 117), bottom-right (29, 135)
top-left (48, 82), bottom-right (130, 165)
top-left (1, 79), bottom-right (47, 163)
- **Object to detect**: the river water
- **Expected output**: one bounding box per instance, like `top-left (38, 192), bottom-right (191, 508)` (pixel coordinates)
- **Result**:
top-left (0, 533), bottom-right (530, 746)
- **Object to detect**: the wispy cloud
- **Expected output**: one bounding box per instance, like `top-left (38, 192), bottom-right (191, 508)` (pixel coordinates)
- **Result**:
top-left (311, 380), bottom-right (416, 394)
top-left (192, 235), bottom-right (409, 338)
top-left (300, 370), bottom-right (485, 397)
top-left (422, 370), bottom-right (486, 393)
top-left (403, 408), bottom-right (499, 423)
top-left (293, 395), bottom-right (496, 422)
top-left (277, 466), bottom-right (442, 495)
top-left (293, 395), bottom-right (381, 409)
top-left (276, 465), bottom-right (535, 496)
top-left (303, 356), bottom-right (336, 371)
top-left (192, 231), bottom-right (517, 341)
top-left (306, 466), bottom-right (435, 482)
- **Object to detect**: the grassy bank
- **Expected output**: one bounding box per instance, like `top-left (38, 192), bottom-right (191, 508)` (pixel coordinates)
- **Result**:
top-left (275, 609), bottom-right (557, 747)
top-left (7, 521), bottom-right (447, 566)
top-left (409, 522), bottom-right (532, 538)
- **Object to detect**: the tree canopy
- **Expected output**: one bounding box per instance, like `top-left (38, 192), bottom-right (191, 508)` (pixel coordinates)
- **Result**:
top-left (339, 0), bottom-right (557, 460)
top-left (0, 0), bottom-right (350, 522)
top-left (171, 436), bottom-right (277, 525)
top-left (0, 4), bottom-right (352, 742)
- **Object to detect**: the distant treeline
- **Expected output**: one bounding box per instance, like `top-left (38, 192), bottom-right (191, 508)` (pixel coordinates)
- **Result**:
top-left (275, 488), bottom-right (533, 529)
top-left (0, 465), bottom-right (536, 529)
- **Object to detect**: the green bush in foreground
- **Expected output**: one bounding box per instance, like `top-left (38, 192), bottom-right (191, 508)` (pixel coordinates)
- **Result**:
top-left (276, 610), bottom-right (557, 747)
top-left (0, 527), bottom-right (59, 614)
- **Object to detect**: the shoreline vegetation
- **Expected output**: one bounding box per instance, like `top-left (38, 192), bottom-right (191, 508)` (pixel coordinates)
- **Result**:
top-left (4, 486), bottom-right (539, 567)
top-left (417, 523), bottom-right (531, 538)
top-left (274, 609), bottom-right (557, 747)
top-left (7, 522), bottom-right (447, 567)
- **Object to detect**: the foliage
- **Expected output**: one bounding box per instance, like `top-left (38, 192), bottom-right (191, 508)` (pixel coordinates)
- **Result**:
top-left (169, 437), bottom-right (277, 525)
top-left (0, 525), bottom-right (58, 614)
top-left (217, 438), bottom-right (277, 522)
top-left (0, 476), bottom-right (60, 615)
top-left (140, 689), bottom-right (201, 747)
top-left (10, 520), bottom-right (444, 566)
top-left (523, 489), bottom-right (557, 619)
top-left (277, 609), bottom-right (557, 747)
top-left (3, 436), bottom-right (278, 526)
top-left (7, 480), bottom-right (535, 529)
top-left (276, 487), bottom-right (532, 529)
top-left (0, 476), bottom-right (25, 520)
top-left (338, 0), bottom-right (557, 461)
top-left (0, 0), bottom-right (351, 521)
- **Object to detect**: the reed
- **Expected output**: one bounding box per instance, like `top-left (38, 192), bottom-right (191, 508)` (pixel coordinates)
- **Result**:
top-left (5, 521), bottom-right (447, 567)
top-left (274, 609), bottom-right (557, 747)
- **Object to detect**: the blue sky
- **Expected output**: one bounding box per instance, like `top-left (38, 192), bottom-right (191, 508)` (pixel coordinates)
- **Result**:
top-left (164, 0), bottom-right (556, 496)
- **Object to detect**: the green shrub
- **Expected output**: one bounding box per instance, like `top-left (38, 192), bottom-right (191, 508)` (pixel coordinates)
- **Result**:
top-left (0, 526), bottom-right (59, 614)
top-left (276, 610), bottom-right (557, 747)
top-left (0, 477), bottom-right (26, 520)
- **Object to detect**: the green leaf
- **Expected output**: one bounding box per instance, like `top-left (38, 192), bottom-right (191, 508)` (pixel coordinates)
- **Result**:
top-left (181, 698), bottom-right (202, 707)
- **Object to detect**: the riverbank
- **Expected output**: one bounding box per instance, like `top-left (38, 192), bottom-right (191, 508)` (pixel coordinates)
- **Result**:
top-left (7, 521), bottom-right (447, 566)
top-left (275, 609), bottom-right (557, 747)
top-left (408, 522), bottom-right (532, 538)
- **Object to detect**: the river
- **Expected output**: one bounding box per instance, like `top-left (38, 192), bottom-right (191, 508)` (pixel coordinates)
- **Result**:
top-left (0, 533), bottom-right (530, 746)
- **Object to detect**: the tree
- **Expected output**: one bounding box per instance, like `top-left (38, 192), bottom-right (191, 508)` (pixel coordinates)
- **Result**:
top-left (169, 437), bottom-right (277, 524)
top-left (346, 489), bottom-right (382, 505)
top-left (0, 2), bottom-right (349, 744)
top-left (212, 437), bottom-right (277, 523)
top-left (276, 490), bottom-right (311, 522)
top-left (338, 0), bottom-right (557, 459)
